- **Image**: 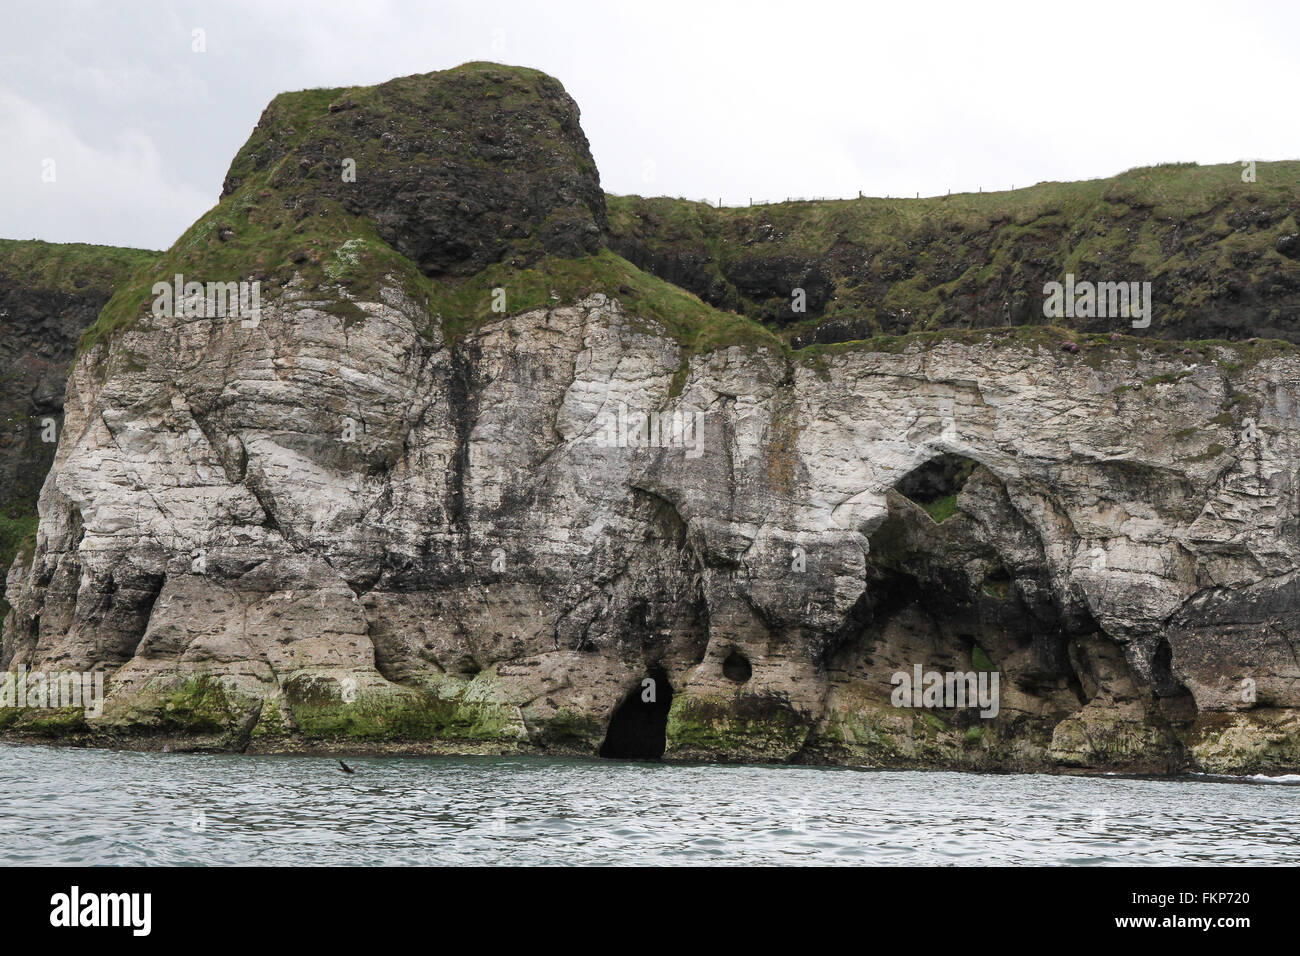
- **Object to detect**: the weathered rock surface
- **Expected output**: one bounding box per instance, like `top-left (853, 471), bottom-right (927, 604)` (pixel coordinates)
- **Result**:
top-left (222, 62), bottom-right (607, 278)
top-left (4, 64), bottom-right (1300, 775)
top-left (0, 240), bottom-right (157, 609)
top-left (5, 280), bottom-right (1300, 773)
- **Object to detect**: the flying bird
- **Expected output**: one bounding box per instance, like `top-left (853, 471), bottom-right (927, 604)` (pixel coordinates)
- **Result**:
top-left (338, 759), bottom-right (356, 774)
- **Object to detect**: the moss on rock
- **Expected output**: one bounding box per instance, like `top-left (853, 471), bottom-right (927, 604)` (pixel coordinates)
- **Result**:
top-left (665, 693), bottom-right (813, 761)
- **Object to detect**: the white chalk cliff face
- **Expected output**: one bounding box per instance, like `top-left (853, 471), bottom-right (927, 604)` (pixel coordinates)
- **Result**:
top-left (4, 63), bottom-right (1299, 773)
top-left (5, 274), bottom-right (1300, 773)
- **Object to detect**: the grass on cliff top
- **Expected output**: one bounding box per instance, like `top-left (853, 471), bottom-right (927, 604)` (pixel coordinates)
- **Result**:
top-left (609, 161), bottom-right (1300, 253)
top-left (74, 64), bottom-right (775, 362)
top-left (78, 190), bottom-right (435, 355)
top-left (77, 61), bottom-right (657, 357)
top-left (221, 61), bottom-right (571, 193)
top-left (79, 75), bottom-right (432, 354)
top-left (608, 160), bottom-right (1300, 333)
top-left (78, 186), bottom-right (777, 358)
top-left (76, 169), bottom-right (1294, 380)
top-left (0, 238), bottom-right (157, 296)
top-left (70, 72), bottom-right (1297, 366)
top-left (427, 247), bottom-right (779, 352)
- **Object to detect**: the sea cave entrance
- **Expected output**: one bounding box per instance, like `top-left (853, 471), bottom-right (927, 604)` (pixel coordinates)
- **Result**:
top-left (851, 451), bottom-right (1089, 714)
top-left (598, 666), bottom-right (674, 760)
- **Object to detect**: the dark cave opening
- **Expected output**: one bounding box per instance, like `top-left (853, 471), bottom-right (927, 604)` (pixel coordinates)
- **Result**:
top-left (453, 654), bottom-right (482, 677)
top-left (722, 649), bottom-right (752, 683)
top-left (598, 666), bottom-right (674, 760)
top-left (895, 453), bottom-right (978, 518)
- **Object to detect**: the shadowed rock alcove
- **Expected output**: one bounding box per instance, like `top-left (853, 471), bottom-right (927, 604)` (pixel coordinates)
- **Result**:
top-left (599, 666), bottom-right (674, 760)
top-left (722, 649), bottom-right (752, 683)
top-left (894, 453), bottom-right (978, 522)
top-left (833, 451), bottom-right (1096, 735)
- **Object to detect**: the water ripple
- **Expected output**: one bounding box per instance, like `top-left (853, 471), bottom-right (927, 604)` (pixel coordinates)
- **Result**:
top-left (1, 744), bottom-right (1297, 865)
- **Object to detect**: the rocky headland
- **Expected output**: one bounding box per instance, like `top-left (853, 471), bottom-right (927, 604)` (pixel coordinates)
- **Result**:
top-left (3, 62), bottom-right (1300, 774)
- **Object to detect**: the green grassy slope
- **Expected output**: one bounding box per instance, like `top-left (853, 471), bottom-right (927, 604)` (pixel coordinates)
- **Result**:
top-left (608, 161), bottom-right (1300, 344)
top-left (76, 63), bottom-right (774, 365)
top-left (0, 239), bottom-right (157, 296)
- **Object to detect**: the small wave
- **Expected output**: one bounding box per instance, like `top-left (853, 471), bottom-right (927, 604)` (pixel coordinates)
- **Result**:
top-left (1246, 773), bottom-right (1300, 784)
top-left (1193, 772), bottom-right (1300, 785)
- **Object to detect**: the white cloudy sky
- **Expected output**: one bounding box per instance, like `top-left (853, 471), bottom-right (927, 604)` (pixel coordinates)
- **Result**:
top-left (1, 0), bottom-right (1297, 251)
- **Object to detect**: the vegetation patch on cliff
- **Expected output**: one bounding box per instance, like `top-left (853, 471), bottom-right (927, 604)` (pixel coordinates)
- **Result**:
top-left (609, 161), bottom-right (1300, 344)
top-left (282, 674), bottom-right (522, 743)
top-left (74, 62), bottom-right (781, 366)
top-left (0, 510), bottom-right (38, 618)
top-left (0, 239), bottom-right (157, 296)
top-left (665, 693), bottom-right (813, 761)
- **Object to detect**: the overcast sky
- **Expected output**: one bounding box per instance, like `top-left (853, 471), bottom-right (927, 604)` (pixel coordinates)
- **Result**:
top-left (2, 0), bottom-right (1297, 251)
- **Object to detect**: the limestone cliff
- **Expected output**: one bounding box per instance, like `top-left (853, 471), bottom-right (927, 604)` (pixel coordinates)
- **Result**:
top-left (4, 63), bottom-right (1299, 774)
top-left (0, 240), bottom-right (157, 612)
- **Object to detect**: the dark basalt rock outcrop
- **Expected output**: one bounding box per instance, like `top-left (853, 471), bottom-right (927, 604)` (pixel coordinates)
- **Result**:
top-left (608, 166), bottom-right (1300, 343)
top-left (222, 62), bottom-right (607, 278)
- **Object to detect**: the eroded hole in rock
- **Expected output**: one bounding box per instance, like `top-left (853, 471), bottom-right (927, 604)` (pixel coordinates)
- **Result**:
top-left (831, 458), bottom-right (1107, 737)
top-left (895, 453), bottom-right (978, 523)
top-left (454, 655), bottom-right (482, 677)
top-left (599, 666), bottom-right (673, 760)
top-left (981, 566), bottom-right (1012, 599)
top-left (722, 649), bottom-right (752, 683)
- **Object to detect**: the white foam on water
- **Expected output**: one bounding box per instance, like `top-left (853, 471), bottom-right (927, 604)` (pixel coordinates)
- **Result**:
top-left (1246, 773), bottom-right (1300, 784)
top-left (1193, 772), bottom-right (1300, 785)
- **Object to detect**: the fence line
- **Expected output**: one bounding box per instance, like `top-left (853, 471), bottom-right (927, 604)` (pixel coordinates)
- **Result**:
top-left (675, 188), bottom-right (1017, 208)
